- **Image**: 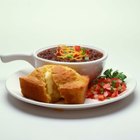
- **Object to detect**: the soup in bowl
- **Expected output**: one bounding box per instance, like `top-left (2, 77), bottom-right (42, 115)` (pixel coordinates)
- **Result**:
top-left (37, 44), bottom-right (103, 62)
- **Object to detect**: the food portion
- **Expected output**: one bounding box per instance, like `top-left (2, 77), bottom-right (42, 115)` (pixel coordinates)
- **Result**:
top-left (86, 69), bottom-right (127, 101)
top-left (19, 65), bottom-right (89, 104)
top-left (37, 44), bottom-right (103, 62)
top-left (19, 65), bottom-right (127, 104)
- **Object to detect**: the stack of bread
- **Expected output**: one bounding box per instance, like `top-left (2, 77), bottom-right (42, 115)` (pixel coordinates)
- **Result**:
top-left (19, 65), bottom-right (89, 104)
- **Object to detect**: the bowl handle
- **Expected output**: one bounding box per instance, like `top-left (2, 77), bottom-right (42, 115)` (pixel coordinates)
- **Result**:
top-left (0, 53), bottom-right (35, 67)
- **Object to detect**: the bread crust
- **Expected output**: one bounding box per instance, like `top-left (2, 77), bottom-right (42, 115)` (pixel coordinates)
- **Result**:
top-left (59, 76), bottom-right (89, 104)
top-left (19, 76), bottom-right (49, 102)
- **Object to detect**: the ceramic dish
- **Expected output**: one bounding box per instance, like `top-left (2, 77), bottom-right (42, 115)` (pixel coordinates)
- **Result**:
top-left (5, 68), bottom-right (136, 110)
top-left (0, 44), bottom-right (108, 80)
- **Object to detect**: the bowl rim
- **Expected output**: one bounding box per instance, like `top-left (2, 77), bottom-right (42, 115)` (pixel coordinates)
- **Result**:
top-left (33, 44), bottom-right (108, 65)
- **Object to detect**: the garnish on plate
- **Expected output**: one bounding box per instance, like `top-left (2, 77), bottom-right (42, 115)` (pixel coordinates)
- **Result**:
top-left (55, 45), bottom-right (90, 61)
top-left (86, 69), bottom-right (127, 101)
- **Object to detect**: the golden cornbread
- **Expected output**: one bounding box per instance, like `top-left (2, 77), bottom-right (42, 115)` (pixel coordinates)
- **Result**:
top-left (19, 65), bottom-right (89, 104)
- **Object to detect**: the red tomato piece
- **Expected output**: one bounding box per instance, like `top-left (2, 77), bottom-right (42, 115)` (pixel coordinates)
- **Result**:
top-left (86, 90), bottom-right (93, 98)
top-left (56, 52), bottom-right (61, 56)
top-left (74, 46), bottom-right (81, 51)
top-left (106, 91), bottom-right (112, 97)
top-left (86, 50), bottom-right (90, 55)
top-left (74, 54), bottom-right (79, 57)
top-left (104, 91), bottom-right (109, 97)
top-left (115, 82), bottom-right (120, 88)
top-left (103, 83), bottom-right (111, 90)
top-left (97, 78), bottom-right (105, 83)
top-left (105, 78), bottom-right (112, 83)
top-left (111, 90), bottom-right (118, 98)
top-left (121, 83), bottom-right (127, 92)
top-left (94, 84), bottom-right (101, 92)
top-left (98, 95), bottom-right (105, 101)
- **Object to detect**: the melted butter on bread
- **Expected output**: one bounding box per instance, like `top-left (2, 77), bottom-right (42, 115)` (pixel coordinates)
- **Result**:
top-left (45, 71), bottom-right (53, 95)
top-left (45, 69), bottom-right (61, 102)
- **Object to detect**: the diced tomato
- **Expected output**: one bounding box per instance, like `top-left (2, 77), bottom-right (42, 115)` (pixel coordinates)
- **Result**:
top-left (97, 78), bottom-right (105, 83)
top-left (86, 50), bottom-right (90, 55)
top-left (92, 90), bottom-right (98, 95)
top-left (104, 91), bottom-right (109, 97)
top-left (56, 52), bottom-right (61, 56)
top-left (103, 83), bottom-right (111, 90)
top-left (111, 91), bottom-right (118, 98)
top-left (87, 77), bottom-right (127, 101)
top-left (115, 82), bottom-right (120, 88)
top-left (98, 95), bottom-right (105, 101)
top-left (121, 83), bottom-right (127, 92)
top-left (94, 84), bottom-right (101, 91)
top-left (86, 90), bottom-right (94, 98)
top-left (74, 54), bottom-right (79, 57)
top-left (116, 79), bottom-right (122, 83)
top-left (106, 91), bottom-right (112, 97)
top-left (89, 94), bottom-right (94, 99)
top-left (105, 78), bottom-right (112, 83)
top-left (74, 46), bottom-right (81, 51)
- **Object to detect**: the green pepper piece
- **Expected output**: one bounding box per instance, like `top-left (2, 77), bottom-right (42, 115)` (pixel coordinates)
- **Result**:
top-left (67, 55), bottom-right (73, 59)
top-left (82, 48), bottom-right (86, 55)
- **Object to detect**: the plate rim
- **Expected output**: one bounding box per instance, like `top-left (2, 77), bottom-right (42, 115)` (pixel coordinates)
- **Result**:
top-left (5, 68), bottom-right (137, 110)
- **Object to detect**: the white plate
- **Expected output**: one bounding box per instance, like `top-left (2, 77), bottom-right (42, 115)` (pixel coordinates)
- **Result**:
top-left (6, 68), bottom-right (137, 110)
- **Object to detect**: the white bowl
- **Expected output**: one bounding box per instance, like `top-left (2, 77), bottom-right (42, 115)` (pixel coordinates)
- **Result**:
top-left (0, 44), bottom-right (108, 80)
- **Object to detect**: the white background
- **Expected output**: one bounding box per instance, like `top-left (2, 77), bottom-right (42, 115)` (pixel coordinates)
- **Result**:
top-left (0, 0), bottom-right (140, 140)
